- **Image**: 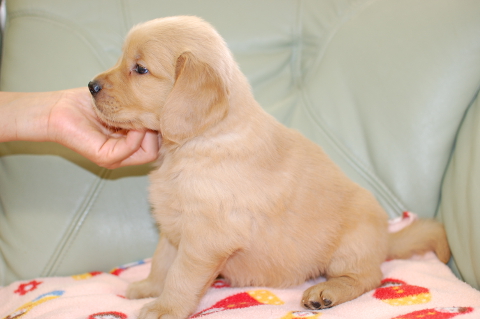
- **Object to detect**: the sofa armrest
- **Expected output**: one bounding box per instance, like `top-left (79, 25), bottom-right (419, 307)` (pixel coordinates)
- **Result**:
top-left (439, 93), bottom-right (480, 290)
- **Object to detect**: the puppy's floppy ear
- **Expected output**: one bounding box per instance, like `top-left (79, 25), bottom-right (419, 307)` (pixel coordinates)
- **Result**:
top-left (160, 51), bottom-right (229, 143)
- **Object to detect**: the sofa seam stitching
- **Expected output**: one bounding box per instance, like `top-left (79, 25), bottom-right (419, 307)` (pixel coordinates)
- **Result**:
top-left (40, 169), bottom-right (110, 277)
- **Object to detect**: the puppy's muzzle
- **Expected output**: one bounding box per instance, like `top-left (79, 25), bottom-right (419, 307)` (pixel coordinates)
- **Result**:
top-left (88, 80), bottom-right (102, 96)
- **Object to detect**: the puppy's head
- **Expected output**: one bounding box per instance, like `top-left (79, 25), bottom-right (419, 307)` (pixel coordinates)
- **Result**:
top-left (88, 16), bottom-right (232, 143)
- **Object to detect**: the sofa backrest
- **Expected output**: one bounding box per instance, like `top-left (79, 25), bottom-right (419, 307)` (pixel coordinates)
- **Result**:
top-left (0, 0), bottom-right (479, 289)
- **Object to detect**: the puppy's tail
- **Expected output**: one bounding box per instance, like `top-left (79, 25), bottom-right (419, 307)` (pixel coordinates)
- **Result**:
top-left (388, 218), bottom-right (450, 263)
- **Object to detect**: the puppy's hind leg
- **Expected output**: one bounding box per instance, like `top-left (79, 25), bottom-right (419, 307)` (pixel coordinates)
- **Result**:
top-left (302, 225), bottom-right (387, 309)
top-left (302, 267), bottom-right (383, 309)
top-left (127, 234), bottom-right (177, 299)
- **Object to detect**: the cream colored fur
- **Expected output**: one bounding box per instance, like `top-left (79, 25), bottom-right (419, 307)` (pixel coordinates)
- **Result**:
top-left (89, 16), bottom-right (450, 319)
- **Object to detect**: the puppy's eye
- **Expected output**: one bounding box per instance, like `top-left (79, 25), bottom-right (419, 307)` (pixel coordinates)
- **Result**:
top-left (134, 64), bottom-right (149, 74)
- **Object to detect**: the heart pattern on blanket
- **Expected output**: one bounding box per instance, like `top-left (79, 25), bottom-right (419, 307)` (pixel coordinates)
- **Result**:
top-left (191, 289), bottom-right (284, 317)
top-left (373, 278), bottom-right (431, 306)
top-left (392, 307), bottom-right (474, 319)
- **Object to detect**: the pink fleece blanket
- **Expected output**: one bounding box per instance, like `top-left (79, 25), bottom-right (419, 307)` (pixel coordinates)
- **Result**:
top-left (1, 213), bottom-right (479, 319)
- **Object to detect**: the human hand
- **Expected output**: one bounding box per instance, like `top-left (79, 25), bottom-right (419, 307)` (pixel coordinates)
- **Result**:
top-left (47, 87), bottom-right (159, 169)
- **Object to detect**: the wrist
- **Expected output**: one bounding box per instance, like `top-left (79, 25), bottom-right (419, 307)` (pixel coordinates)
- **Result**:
top-left (0, 91), bottom-right (60, 143)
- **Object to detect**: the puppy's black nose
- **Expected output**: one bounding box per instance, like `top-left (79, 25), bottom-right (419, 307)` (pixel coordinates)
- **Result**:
top-left (88, 81), bottom-right (102, 96)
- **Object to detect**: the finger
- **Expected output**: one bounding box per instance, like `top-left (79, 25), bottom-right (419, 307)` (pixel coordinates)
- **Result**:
top-left (97, 130), bottom-right (147, 169)
top-left (117, 130), bottom-right (160, 167)
top-left (141, 130), bottom-right (160, 157)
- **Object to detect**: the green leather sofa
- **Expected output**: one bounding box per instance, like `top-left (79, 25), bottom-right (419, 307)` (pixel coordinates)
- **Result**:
top-left (0, 0), bottom-right (479, 291)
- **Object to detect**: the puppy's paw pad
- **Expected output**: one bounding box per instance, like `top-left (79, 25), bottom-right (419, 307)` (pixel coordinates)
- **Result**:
top-left (303, 298), bottom-right (333, 310)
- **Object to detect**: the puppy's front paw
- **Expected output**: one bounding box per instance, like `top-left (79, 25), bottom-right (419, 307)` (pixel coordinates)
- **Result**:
top-left (126, 279), bottom-right (162, 299)
top-left (137, 299), bottom-right (185, 319)
top-left (302, 282), bottom-right (339, 310)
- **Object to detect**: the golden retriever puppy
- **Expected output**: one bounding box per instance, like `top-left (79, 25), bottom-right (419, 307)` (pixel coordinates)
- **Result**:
top-left (88, 16), bottom-right (450, 319)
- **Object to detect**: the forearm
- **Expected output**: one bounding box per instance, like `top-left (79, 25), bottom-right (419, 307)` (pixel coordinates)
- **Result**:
top-left (0, 91), bottom-right (58, 143)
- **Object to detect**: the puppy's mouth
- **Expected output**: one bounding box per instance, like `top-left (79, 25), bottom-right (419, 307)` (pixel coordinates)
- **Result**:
top-left (91, 101), bottom-right (137, 131)
top-left (88, 80), bottom-right (134, 129)
top-left (88, 82), bottom-right (158, 132)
